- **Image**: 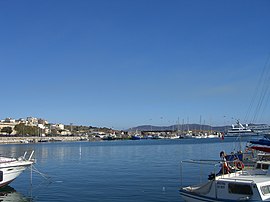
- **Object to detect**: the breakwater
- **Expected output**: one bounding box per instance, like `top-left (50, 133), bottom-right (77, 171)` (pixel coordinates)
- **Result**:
top-left (0, 136), bottom-right (89, 144)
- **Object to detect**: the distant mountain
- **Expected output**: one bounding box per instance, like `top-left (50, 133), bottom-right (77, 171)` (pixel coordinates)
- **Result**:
top-left (128, 124), bottom-right (229, 132)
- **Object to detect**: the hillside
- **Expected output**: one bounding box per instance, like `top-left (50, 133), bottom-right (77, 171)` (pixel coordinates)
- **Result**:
top-left (128, 124), bottom-right (229, 132)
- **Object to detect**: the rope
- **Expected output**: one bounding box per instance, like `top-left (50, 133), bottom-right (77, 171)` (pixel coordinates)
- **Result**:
top-left (28, 165), bottom-right (52, 181)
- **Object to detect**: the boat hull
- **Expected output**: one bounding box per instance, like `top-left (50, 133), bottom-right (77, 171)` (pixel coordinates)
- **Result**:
top-left (179, 189), bottom-right (265, 202)
top-left (0, 160), bottom-right (33, 188)
top-left (180, 190), bottom-right (220, 202)
top-left (251, 146), bottom-right (270, 153)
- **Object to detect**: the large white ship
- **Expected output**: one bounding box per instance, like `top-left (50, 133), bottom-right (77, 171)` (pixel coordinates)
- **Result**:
top-left (225, 120), bottom-right (255, 137)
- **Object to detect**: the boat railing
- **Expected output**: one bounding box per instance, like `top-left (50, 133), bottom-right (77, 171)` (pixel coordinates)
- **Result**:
top-left (0, 157), bottom-right (17, 163)
top-left (180, 160), bottom-right (219, 187)
top-left (0, 151), bottom-right (35, 164)
top-left (180, 159), bottom-right (246, 187)
top-left (18, 150), bottom-right (35, 162)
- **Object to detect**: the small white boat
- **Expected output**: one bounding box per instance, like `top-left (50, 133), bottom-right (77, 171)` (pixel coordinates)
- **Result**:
top-left (179, 159), bottom-right (270, 201)
top-left (0, 151), bottom-right (34, 188)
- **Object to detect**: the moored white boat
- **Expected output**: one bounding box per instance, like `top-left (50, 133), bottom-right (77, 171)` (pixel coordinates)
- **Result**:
top-left (179, 159), bottom-right (270, 201)
top-left (0, 151), bottom-right (34, 188)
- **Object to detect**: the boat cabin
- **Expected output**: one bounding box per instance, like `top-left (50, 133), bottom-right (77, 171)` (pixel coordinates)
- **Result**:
top-left (181, 174), bottom-right (270, 201)
top-left (180, 159), bottom-right (270, 201)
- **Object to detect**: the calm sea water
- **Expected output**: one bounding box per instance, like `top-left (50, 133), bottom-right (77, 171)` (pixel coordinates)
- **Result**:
top-left (0, 137), bottom-right (251, 202)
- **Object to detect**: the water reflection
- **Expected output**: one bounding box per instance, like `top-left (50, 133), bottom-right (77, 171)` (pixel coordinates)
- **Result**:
top-left (0, 186), bottom-right (31, 202)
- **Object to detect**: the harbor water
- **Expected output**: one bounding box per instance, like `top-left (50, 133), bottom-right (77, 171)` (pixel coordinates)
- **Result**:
top-left (0, 137), bottom-right (251, 202)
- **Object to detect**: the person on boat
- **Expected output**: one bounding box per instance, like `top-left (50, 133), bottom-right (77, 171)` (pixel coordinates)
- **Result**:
top-left (218, 151), bottom-right (233, 174)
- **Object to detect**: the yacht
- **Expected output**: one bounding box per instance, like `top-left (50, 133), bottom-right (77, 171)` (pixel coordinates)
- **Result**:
top-left (0, 151), bottom-right (34, 188)
top-left (225, 120), bottom-right (255, 137)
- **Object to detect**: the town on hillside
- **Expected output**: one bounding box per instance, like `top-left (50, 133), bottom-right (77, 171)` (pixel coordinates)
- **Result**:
top-left (0, 116), bottom-right (229, 142)
top-left (0, 117), bottom-right (120, 137)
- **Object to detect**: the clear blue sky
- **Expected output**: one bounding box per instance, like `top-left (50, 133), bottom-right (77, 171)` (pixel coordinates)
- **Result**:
top-left (1, 0), bottom-right (270, 129)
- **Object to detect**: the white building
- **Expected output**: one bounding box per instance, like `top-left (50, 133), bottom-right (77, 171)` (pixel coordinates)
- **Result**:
top-left (51, 124), bottom-right (65, 130)
top-left (26, 117), bottom-right (38, 125)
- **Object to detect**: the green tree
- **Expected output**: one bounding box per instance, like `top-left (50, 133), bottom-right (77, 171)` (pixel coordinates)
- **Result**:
top-left (1, 127), bottom-right (13, 135)
top-left (14, 123), bottom-right (25, 135)
top-left (14, 123), bottom-right (39, 136)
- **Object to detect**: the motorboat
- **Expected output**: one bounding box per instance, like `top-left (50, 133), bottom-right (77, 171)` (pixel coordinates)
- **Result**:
top-left (179, 159), bottom-right (270, 201)
top-left (131, 135), bottom-right (141, 140)
top-left (225, 120), bottom-right (255, 137)
top-left (0, 151), bottom-right (34, 188)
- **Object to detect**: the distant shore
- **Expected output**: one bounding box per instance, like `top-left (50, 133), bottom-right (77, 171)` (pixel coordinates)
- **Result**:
top-left (0, 136), bottom-right (90, 144)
